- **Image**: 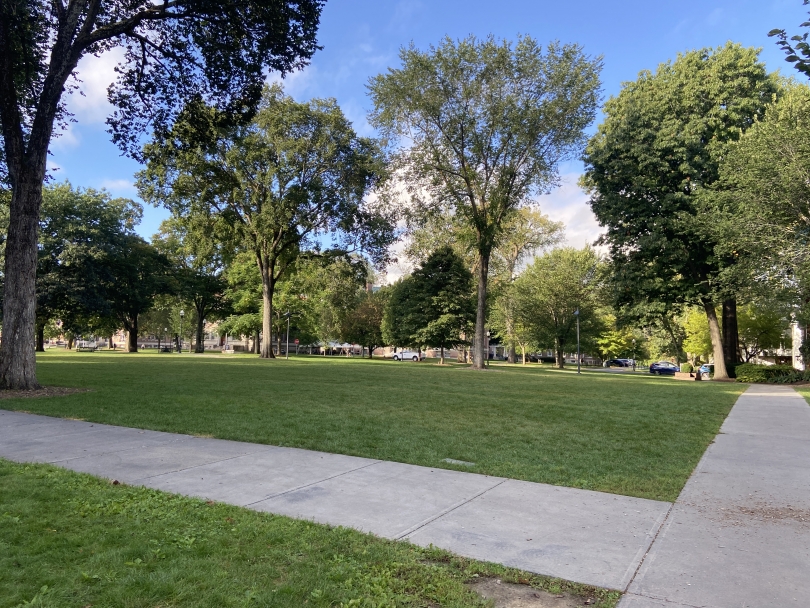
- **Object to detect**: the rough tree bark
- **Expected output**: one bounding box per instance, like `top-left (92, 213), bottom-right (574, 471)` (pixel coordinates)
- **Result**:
top-left (703, 301), bottom-right (729, 380)
top-left (194, 307), bottom-right (205, 353)
top-left (555, 337), bottom-right (565, 369)
top-left (722, 299), bottom-right (739, 376)
top-left (473, 253), bottom-right (490, 370)
top-left (0, 176), bottom-right (45, 388)
top-left (260, 264), bottom-right (276, 359)
top-left (36, 324), bottom-right (45, 352)
top-left (125, 317), bottom-right (139, 352)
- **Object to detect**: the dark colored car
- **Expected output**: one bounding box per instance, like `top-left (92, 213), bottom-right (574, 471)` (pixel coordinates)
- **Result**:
top-left (603, 358), bottom-right (632, 367)
top-left (649, 361), bottom-right (679, 375)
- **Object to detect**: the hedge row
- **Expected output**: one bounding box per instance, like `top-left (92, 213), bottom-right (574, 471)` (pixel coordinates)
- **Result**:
top-left (735, 363), bottom-right (810, 384)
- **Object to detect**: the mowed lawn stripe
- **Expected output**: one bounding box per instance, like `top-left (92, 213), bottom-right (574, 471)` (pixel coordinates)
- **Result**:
top-left (9, 352), bottom-right (745, 501)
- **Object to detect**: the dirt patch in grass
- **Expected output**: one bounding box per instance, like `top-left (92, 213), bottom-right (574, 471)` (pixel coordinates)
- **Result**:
top-left (469, 578), bottom-right (595, 607)
top-left (0, 386), bottom-right (88, 400)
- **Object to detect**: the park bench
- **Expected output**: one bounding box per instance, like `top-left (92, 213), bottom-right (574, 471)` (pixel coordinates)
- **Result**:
top-left (76, 345), bottom-right (96, 352)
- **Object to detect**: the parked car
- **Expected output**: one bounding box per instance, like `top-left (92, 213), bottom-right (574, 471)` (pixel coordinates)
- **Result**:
top-left (391, 350), bottom-right (425, 361)
top-left (699, 363), bottom-right (714, 377)
top-left (603, 358), bottom-right (632, 368)
top-left (649, 361), bottom-right (679, 375)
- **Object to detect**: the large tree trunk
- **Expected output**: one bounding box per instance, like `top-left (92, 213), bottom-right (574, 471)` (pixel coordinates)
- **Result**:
top-left (555, 337), bottom-right (565, 369)
top-left (472, 252), bottom-right (490, 370)
top-left (253, 330), bottom-right (260, 354)
top-left (108, 335), bottom-right (114, 349)
top-left (260, 267), bottom-right (276, 359)
top-left (126, 317), bottom-right (139, 352)
top-left (0, 177), bottom-right (42, 389)
top-left (703, 301), bottom-right (728, 380)
top-left (194, 310), bottom-right (205, 353)
top-left (722, 299), bottom-right (739, 377)
top-left (35, 324), bottom-right (45, 352)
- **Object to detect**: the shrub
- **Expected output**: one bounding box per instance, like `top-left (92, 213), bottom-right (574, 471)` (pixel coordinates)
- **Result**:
top-left (680, 363), bottom-right (693, 373)
top-left (735, 363), bottom-right (798, 383)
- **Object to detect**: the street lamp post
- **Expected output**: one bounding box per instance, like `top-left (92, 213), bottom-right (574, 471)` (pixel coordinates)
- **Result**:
top-left (574, 309), bottom-right (581, 375)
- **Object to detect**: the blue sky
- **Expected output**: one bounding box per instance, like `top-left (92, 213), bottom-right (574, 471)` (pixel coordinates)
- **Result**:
top-left (49, 0), bottom-right (809, 260)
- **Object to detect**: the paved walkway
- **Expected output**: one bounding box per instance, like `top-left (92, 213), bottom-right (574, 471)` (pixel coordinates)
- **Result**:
top-left (620, 384), bottom-right (810, 607)
top-left (0, 407), bottom-right (669, 590)
top-left (1, 383), bottom-right (807, 606)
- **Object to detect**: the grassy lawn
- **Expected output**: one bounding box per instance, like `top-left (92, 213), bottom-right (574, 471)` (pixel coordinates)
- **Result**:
top-left (0, 459), bottom-right (619, 608)
top-left (5, 351), bottom-right (745, 501)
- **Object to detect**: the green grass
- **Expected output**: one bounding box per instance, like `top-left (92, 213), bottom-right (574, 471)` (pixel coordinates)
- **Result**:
top-left (0, 459), bottom-right (619, 608)
top-left (8, 351), bottom-right (745, 501)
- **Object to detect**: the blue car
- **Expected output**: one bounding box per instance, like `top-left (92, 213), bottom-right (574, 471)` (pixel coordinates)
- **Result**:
top-left (699, 363), bottom-right (714, 377)
top-left (649, 361), bottom-right (679, 375)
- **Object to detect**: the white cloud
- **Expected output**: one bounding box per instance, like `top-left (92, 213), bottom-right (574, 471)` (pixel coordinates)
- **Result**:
top-left (536, 174), bottom-right (604, 250)
top-left (67, 48), bottom-right (126, 123)
top-left (46, 159), bottom-right (64, 177)
top-left (98, 178), bottom-right (137, 196)
top-left (49, 123), bottom-right (80, 150)
top-left (267, 65), bottom-right (318, 99)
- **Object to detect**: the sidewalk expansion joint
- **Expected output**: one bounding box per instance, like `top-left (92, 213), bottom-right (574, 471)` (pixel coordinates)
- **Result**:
top-left (128, 447), bottom-right (277, 482)
top-left (393, 477), bottom-right (509, 540)
top-left (243, 459), bottom-right (384, 507)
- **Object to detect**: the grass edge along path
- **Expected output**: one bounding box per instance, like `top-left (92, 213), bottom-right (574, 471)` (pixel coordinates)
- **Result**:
top-left (0, 459), bottom-right (620, 608)
top-left (11, 352), bottom-right (746, 502)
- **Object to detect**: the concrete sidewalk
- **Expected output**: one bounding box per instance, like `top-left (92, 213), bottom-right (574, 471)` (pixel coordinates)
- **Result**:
top-left (620, 384), bottom-right (810, 608)
top-left (3, 383), bottom-right (806, 604)
top-left (0, 408), bottom-right (669, 591)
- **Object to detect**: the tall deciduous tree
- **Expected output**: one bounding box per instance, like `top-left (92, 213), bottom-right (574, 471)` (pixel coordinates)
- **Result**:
top-left (491, 209), bottom-right (563, 362)
top-left (153, 217), bottom-right (229, 353)
top-left (581, 44), bottom-right (777, 379)
top-left (2, 183), bottom-right (139, 350)
top-left (381, 247), bottom-right (475, 363)
top-left (139, 85), bottom-right (395, 358)
top-left (369, 35), bottom-right (601, 369)
top-left (105, 236), bottom-right (172, 352)
top-left (340, 289), bottom-right (387, 358)
top-left (0, 0), bottom-right (324, 388)
top-left (712, 83), bottom-right (810, 277)
top-left (737, 303), bottom-right (791, 362)
top-left (410, 246), bottom-right (476, 364)
top-left (513, 247), bottom-right (603, 368)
